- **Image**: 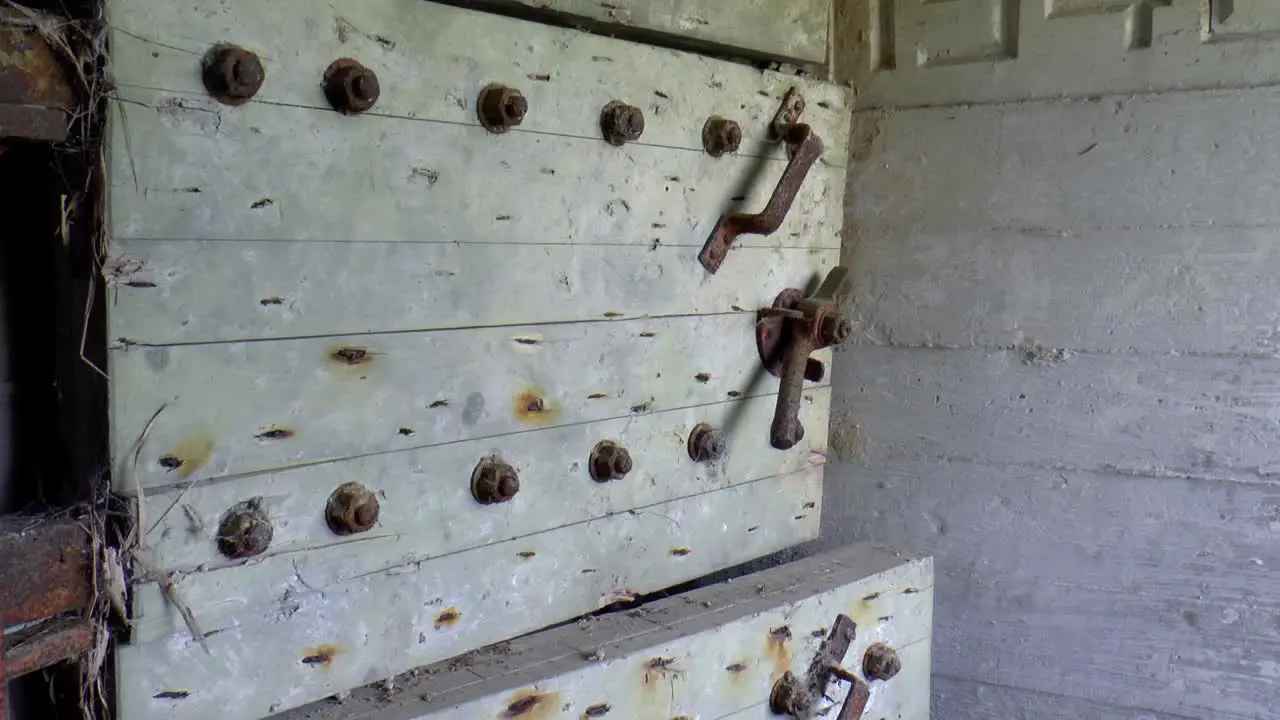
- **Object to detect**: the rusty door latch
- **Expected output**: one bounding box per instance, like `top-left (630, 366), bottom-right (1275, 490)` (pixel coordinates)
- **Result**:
top-left (769, 614), bottom-right (871, 719)
top-left (757, 266), bottom-right (852, 450)
top-left (698, 88), bottom-right (824, 274)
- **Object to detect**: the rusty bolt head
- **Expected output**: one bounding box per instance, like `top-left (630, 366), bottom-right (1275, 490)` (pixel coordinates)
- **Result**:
top-left (590, 441), bottom-right (632, 482)
top-left (821, 315), bottom-right (854, 346)
top-left (600, 101), bottom-right (645, 146)
top-left (863, 642), bottom-right (902, 681)
top-left (472, 457), bottom-right (520, 504)
top-left (477, 84), bottom-right (528, 134)
top-left (768, 671), bottom-right (813, 716)
top-left (216, 500), bottom-right (273, 558)
top-left (687, 423), bottom-right (727, 463)
top-left (324, 60), bottom-right (380, 114)
top-left (325, 481), bottom-right (381, 535)
top-left (702, 116), bottom-right (742, 158)
top-left (202, 45), bottom-right (265, 105)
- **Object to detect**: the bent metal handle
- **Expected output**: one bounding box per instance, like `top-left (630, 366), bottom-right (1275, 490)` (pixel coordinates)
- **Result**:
top-left (698, 124), bottom-right (825, 273)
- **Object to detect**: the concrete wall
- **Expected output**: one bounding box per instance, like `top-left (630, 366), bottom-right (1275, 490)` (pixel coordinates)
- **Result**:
top-left (825, 5), bottom-right (1280, 715)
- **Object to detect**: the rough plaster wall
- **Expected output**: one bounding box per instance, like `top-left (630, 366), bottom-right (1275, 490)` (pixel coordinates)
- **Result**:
top-left (823, 82), bottom-right (1280, 720)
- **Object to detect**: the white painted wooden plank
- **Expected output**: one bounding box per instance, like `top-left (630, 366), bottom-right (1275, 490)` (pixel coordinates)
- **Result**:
top-left (832, 345), bottom-right (1280, 483)
top-left (107, 239), bottom-right (838, 344)
top-left (130, 387), bottom-right (832, 641)
top-left (834, 457), bottom-right (1280, 720)
top-left (109, 88), bottom-right (844, 248)
top-left (113, 314), bottom-right (832, 490)
top-left (463, 0), bottom-right (831, 64)
top-left (274, 543), bottom-right (930, 720)
top-left (118, 467), bottom-right (824, 720)
top-left (854, 0), bottom-right (1280, 108)
top-left (848, 226), bottom-right (1280, 356)
top-left (107, 0), bottom-right (851, 161)
top-left (847, 90), bottom-right (1280, 235)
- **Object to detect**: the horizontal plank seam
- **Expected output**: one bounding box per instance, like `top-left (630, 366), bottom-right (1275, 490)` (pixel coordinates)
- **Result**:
top-left (847, 340), bottom-right (1280, 362)
top-left (161, 464), bottom-right (823, 583)
top-left (849, 453), bottom-right (1280, 489)
top-left (113, 237), bottom-right (843, 251)
top-left (853, 77), bottom-right (1280, 113)
top-left (111, 88), bottom-right (850, 169)
top-left (112, 309), bottom-right (762, 348)
top-left (932, 672), bottom-right (1208, 720)
top-left (135, 382), bottom-right (833, 496)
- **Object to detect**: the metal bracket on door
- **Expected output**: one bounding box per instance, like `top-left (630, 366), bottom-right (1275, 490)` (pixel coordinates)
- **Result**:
top-left (697, 88), bottom-right (825, 274)
top-left (757, 266), bottom-right (852, 450)
top-left (769, 613), bottom-right (872, 719)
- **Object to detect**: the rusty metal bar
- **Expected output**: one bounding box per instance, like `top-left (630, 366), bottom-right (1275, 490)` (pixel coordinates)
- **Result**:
top-left (836, 678), bottom-right (871, 720)
top-left (698, 123), bottom-right (824, 273)
top-left (3, 616), bottom-right (93, 678)
top-left (757, 267), bottom-right (851, 450)
top-left (0, 516), bottom-right (92, 627)
top-left (0, 12), bottom-right (75, 142)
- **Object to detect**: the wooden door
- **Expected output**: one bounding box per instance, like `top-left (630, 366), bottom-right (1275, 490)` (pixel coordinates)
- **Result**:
top-left (276, 544), bottom-right (934, 720)
top-left (104, 0), bottom-right (850, 716)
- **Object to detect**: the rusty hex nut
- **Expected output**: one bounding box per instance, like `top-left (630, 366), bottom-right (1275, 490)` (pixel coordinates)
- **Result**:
top-left (600, 101), bottom-right (645, 146)
top-left (325, 481), bottom-right (380, 535)
top-left (590, 441), bottom-right (632, 482)
top-left (687, 423), bottom-right (727, 463)
top-left (202, 45), bottom-right (265, 105)
top-left (702, 116), bottom-right (742, 157)
top-left (216, 500), bottom-right (273, 558)
top-left (472, 457), bottom-right (520, 504)
top-left (477, 84), bottom-right (527, 134)
top-left (863, 642), bottom-right (902, 681)
top-left (768, 671), bottom-right (813, 716)
top-left (324, 59), bottom-right (380, 114)
top-left (821, 314), bottom-right (854, 346)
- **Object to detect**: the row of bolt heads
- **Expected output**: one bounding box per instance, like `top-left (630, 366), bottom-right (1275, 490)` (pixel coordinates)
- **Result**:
top-left (216, 424), bottom-right (727, 559)
top-left (202, 44), bottom-right (746, 156)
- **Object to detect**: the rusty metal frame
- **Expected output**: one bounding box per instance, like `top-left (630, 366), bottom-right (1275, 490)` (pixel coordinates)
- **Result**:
top-left (0, 516), bottom-right (95, 716)
top-left (0, 8), bottom-right (75, 142)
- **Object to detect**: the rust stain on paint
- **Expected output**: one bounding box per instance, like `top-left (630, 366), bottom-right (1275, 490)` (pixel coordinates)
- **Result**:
top-left (670, 547), bottom-right (692, 557)
top-left (165, 431), bottom-right (215, 478)
top-left (254, 426), bottom-right (295, 441)
top-left (513, 387), bottom-right (560, 425)
top-left (434, 607), bottom-right (462, 630)
top-left (329, 345), bottom-right (373, 365)
top-left (764, 625), bottom-right (792, 683)
top-left (300, 644), bottom-right (340, 668)
top-left (499, 689), bottom-right (561, 719)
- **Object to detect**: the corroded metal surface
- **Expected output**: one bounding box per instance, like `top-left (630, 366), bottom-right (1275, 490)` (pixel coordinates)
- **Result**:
top-left (0, 13), bottom-right (74, 141)
top-left (4, 616), bottom-right (94, 678)
top-left (0, 516), bottom-right (92, 626)
top-left (757, 266), bottom-right (851, 450)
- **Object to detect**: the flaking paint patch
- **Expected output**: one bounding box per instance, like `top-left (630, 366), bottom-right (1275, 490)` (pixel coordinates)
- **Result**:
top-left (168, 431), bottom-right (215, 479)
top-left (499, 689), bottom-right (561, 719)
top-left (435, 607), bottom-right (461, 630)
top-left (514, 387), bottom-right (561, 425)
top-left (301, 644), bottom-right (340, 668)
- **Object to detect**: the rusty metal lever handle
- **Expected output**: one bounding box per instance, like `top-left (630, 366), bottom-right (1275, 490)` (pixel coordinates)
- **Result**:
top-left (757, 267), bottom-right (852, 450)
top-left (698, 124), bottom-right (825, 273)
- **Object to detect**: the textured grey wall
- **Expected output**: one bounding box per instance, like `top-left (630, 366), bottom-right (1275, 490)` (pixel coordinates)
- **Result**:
top-left (823, 89), bottom-right (1280, 719)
